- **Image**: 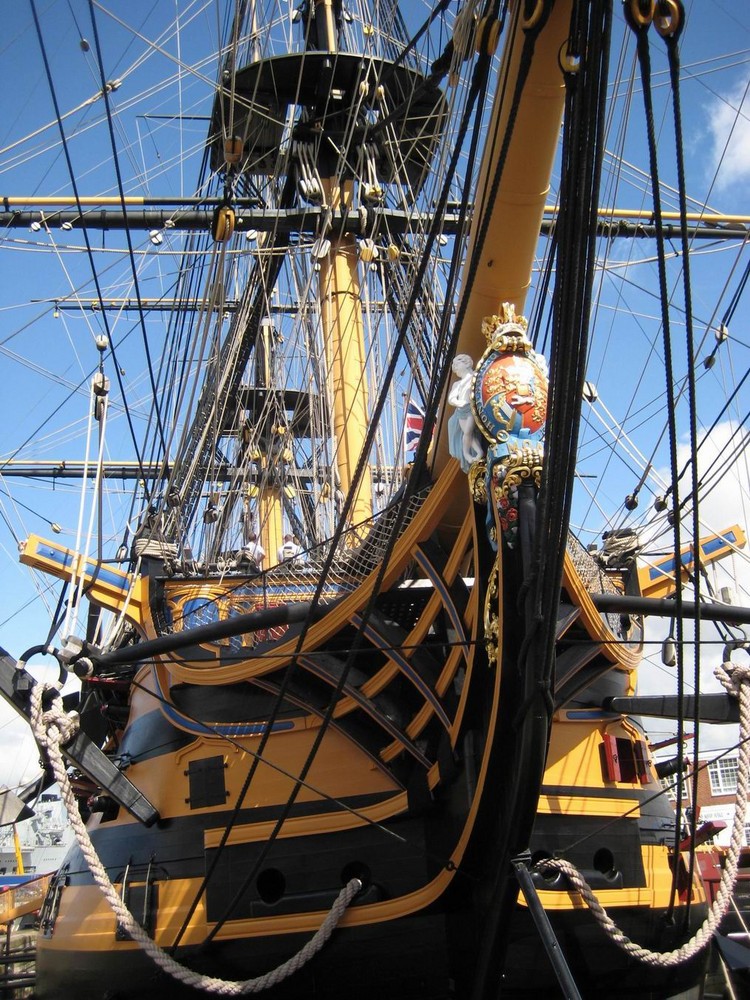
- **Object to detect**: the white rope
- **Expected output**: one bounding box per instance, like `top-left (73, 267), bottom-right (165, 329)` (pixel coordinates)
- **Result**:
top-left (451, 1), bottom-right (480, 76)
top-left (534, 657), bottom-right (750, 967)
top-left (30, 683), bottom-right (361, 994)
top-left (62, 381), bottom-right (96, 639)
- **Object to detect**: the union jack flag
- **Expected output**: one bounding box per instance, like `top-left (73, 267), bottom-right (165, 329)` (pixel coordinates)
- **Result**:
top-left (404, 399), bottom-right (425, 456)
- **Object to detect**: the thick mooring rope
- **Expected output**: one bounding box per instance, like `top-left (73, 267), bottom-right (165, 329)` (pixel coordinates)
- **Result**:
top-left (535, 657), bottom-right (750, 966)
top-left (30, 683), bottom-right (361, 995)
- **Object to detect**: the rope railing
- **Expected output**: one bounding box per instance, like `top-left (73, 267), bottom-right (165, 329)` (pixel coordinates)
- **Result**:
top-left (533, 655), bottom-right (750, 966)
top-left (30, 682), bottom-right (362, 995)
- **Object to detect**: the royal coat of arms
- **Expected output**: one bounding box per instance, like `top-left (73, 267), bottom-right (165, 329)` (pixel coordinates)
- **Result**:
top-left (470, 305), bottom-right (548, 546)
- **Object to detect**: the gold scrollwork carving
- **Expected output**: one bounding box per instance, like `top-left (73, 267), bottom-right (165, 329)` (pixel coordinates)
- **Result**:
top-left (468, 459), bottom-right (487, 503)
top-left (483, 555), bottom-right (500, 667)
top-left (494, 445), bottom-right (544, 500)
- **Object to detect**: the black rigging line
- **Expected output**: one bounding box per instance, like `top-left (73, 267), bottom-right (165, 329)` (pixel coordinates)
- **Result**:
top-left (88, 1), bottom-right (169, 460)
top-left (194, 45), bottom-right (499, 955)
top-left (1, 352), bottom-right (105, 477)
top-left (628, 2), bottom-right (690, 923)
top-left (693, 416), bottom-right (750, 503)
top-left (0, 484), bottom-right (60, 533)
top-left (135, 221), bottom-right (216, 551)
top-left (167, 5), bottom-right (502, 952)
top-left (144, 0), bottom-right (236, 515)
top-left (666, 359), bottom-right (750, 506)
top-left (416, 18), bottom-right (501, 463)
top-left (662, 3), bottom-right (703, 928)
top-left (0, 578), bottom-right (59, 632)
top-left (43, 580), bottom-right (69, 649)
top-left (720, 251), bottom-right (750, 329)
top-left (28, 0), bottom-right (152, 504)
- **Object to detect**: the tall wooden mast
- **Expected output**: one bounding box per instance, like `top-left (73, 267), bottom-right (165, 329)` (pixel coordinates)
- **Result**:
top-left (319, 181), bottom-right (374, 529)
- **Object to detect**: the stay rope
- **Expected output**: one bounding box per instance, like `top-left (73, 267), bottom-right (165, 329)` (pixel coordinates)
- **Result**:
top-left (30, 682), bottom-right (361, 995)
top-left (534, 656), bottom-right (750, 966)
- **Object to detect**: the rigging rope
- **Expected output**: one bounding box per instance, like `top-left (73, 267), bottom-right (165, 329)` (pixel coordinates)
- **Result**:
top-left (29, 681), bottom-right (361, 995)
top-left (28, 0), bottom-right (153, 505)
top-left (660, 0), bottom-right (705, 921)
top-left (171, 6), bottom-right (497, 950)
top-left (88, 1), bottom-right (169, 459)
top-left (626, 0), bottom-right (686, 917)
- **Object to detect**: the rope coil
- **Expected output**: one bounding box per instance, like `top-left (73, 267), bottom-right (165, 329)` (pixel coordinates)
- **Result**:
top-left (30, 683), bottom-right (361, 995)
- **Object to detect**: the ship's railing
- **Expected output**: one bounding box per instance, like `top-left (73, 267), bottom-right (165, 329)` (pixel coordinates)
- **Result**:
top-left (155, 482), bottom-right (433, 635)
top-left (566, 533), bottom-right (623, 598)
top-left (266, 483), bottom-right (433, 590)
top-left (160, 489), bottom-right (629, 641)
top-left (0, 876), bottom-right (50, 924)
top-left (567, 532), bottom-right (637, 639)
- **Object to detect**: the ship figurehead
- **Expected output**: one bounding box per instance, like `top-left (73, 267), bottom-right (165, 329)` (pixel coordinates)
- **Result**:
top-left (447, 303), bottom-right (547, 547)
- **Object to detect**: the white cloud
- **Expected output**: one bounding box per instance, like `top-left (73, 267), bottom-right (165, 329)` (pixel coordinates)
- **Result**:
top-left (705, 76), bottom-right (750, 191)
top-left (637, 420), bottom-right (750, 755)
top-left (0, 709), bottom-right (41, 790)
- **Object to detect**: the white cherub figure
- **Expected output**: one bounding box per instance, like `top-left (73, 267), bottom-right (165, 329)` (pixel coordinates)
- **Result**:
top-left (447, 354), bottom-right (484, 471)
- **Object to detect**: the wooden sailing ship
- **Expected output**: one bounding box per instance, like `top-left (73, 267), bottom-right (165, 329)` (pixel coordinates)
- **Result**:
top-left (1, 0), bottom-right (748, 997)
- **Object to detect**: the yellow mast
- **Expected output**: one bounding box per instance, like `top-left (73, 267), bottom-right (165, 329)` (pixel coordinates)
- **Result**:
top-left (315, 2), bottom-right (373, 530)
top-left (258, 487), bottom-right (284, 569)
top-left (254, 319), bottom-right (285, 565)
top-left (12, 825), bottom-right (25, 875)
top-left (319, 179), bottom-right (373, 529)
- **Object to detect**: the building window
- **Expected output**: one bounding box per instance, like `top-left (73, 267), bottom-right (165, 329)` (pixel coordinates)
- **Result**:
top-left (708, 757), bottom-right (738, 796)
top-left (661, 776), bottom-right (688, 803)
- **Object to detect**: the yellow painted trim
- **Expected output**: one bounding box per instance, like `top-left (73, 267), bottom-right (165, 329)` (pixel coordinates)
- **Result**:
top-left (529, 887), bottom-right (656, 911)
top-left (562, 551), bottom-right (641, 670)
top-left (536, 795), bottom-right (641, 818)
top-left (203, 792), bottom-right (411, 848)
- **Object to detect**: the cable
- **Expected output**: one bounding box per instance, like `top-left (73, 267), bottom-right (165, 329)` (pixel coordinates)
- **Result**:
top-left (28, 0), bottom-right (152, 503)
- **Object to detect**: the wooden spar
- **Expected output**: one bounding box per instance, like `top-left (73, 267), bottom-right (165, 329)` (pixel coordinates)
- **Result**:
top-left (453, 3), bottom-right (571, 353)
top-left (314, 0), bottom-right (339, 53)
top-left (319, 179), bottom-right (373, 527)
top-left (7, 195), bottom-right (749, 229)
top-left (434, 1), bottom-right (571, 498)
top-left (637, 523), bottom-right (747, 599)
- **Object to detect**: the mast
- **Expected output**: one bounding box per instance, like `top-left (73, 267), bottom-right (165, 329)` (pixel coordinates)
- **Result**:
top-left (313, 0), bottom-right (373, 528)
top-left (434, 1), bottom-right (572, 489)
top-left (145, 0), bottom-right (450, 564)
top-left (319, 181), bottom-right (374, 529)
